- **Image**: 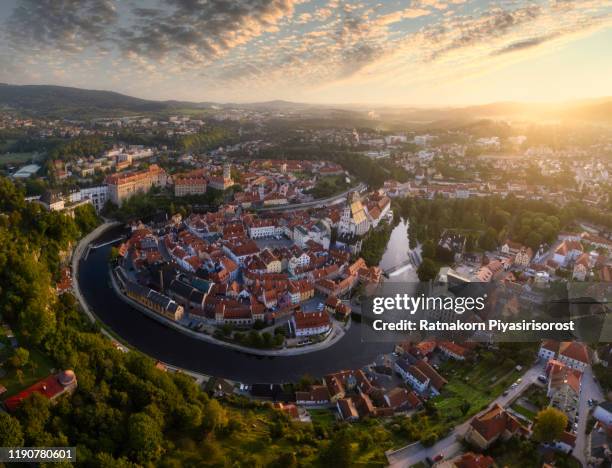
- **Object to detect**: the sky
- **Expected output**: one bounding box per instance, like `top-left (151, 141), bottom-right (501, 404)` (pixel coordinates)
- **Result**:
top-left (0, 0), bottom-right (611, 106)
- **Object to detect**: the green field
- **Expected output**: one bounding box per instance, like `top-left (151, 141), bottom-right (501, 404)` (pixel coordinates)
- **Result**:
top-left (307, 175), bottom-right (351, 198)
top-left (0, 333), bottom-right (56, 399)
top-left (0, 151), bottom-right (40, 166)
top-left (431, 356), bottom-right (522, 426)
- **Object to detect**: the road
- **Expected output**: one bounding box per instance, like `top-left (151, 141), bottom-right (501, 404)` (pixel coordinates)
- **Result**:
top-left (255, 182), bottom-right (367, 212)
top-left (574, 366), bottom-right (604, 466)
top-left (386, 362), bottom-right (545, 467)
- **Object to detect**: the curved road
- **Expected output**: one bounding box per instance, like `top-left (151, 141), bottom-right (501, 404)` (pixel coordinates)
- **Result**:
top-left (256, 182), bottom-right (366, 212)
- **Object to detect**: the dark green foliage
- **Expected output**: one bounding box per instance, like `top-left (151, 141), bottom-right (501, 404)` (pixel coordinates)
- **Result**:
top-left (177, 128), bottom-right (234, 152)
top-left (417, 258), bottom-right (439, 281)
top-left (360, 222), bottom-right (394, 266)
top-left (0, 412), bottom-right (24, 447)
top-left (398, 195), bottom-right (564, 254)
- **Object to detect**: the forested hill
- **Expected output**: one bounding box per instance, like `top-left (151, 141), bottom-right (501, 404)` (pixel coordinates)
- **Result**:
top-left (0, 84), bottom-right (181, 118)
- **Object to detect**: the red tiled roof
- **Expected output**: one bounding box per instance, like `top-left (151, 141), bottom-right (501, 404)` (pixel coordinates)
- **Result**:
top-left (455, 452), bottom-right (495, 468)
top-left (469, 404), bottom-right (526, 442)
top-left (4, 374), bottom-right (67, 412)
top-left (558, 341), bottom-right (590, 365)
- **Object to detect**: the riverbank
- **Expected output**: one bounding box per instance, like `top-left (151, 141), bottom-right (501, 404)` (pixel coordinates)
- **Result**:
top-left (74, 221), bottom-right (352, 357)
top-left (71, 220), bottom-right (122, 324)
top-left (109, 264), bottom-right (351, 357)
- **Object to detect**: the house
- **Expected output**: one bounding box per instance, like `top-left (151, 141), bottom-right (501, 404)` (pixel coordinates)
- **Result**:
top-left (4, 370), bottom-right (78, 412)
top-left (551, 431), bottom-right (577, 454)
top-left (514, 247), bottom-right (533, 268)
top-left (552, 240), bottom-right (583, 267)
top-left (539, 340), bottom-right (559, 363)
top-left (396, 361), bottom-right (430, 394)
top-left (593, 401), bottom-right (612, 428)
top-left (438, 231), bottom-right (467, 262)
top-left (557, 341), bottom-right (590, 371)
top-left (383, 387), bottom-right (421, 411)
top-left (324, 370), bottom-right (374, 402)
top-left (124, 281), bottom-right (185, 321)
top-left (465, 404), bottom-right (528, 449)
top-left (291, 311), bottom-right (331, 337)
top-left (274, 402), bottom-right (300, 420)
top-left (572, 253), bottom-right (591, 280)
top-left (295, 385), bottom-right (331, 405)
top-left (414, 359), bottom-right (447, 395)
top-left (438, 341), bottom-right (469, 360)
top-left (324, 295), bottom-right (351, 320)
top-left (337, 398), bottom-right (359, 421)
top-left (452, 452), bottom-right (495, 468)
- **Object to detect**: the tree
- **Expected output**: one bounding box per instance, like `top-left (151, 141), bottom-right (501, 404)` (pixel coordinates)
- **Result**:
top-left (127, 413), bottom-right (164, 464)
top-left (16, 393), bottom-right (51, 445)
top-left (0, 412), bottom-right (24, 447)
top-left (421, 240), bottom-right (435, 259)
top-left (202, 399), bottom-right (228, 432)
top-left (417, 258), bottom-right (439, 282)
top-left (532, 407), bottom-right (567, 443)
top-left (175, 403), bottom-right (202, 431)
top-left (9, 347), bottom-right (30, 369)
top-left (479, 227), bottom-right (498, 251)
top-left (320, 430), bottom-right (353, 467)
top-left (272, 452), bottom-right (297, 468)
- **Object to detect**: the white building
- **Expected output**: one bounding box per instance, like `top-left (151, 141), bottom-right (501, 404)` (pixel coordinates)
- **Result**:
top-left (291, 311), bottom-right (331, 337)
top-left (80, 186), bottom-right (109, 212)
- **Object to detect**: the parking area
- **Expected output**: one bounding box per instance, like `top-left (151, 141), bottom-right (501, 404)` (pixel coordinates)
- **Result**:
top-left (254, 236), bottom-right (294, 249)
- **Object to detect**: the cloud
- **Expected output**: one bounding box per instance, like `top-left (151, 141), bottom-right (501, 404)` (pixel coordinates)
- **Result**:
top-left (5, 0), bottom-right (118, 53)
top-left (375, 8), bottom-right (430, 26)
top-left (1, 0), bottom-right (611, 101)
top-left (425, 5), bottom-right (543, 61)
top-left (490, 34), bottom-right (560, 56)
top-left (117, 0), bottom-right (297, 63)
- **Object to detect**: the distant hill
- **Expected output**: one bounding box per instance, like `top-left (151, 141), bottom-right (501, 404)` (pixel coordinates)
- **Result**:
top-left (376, 98), bottom-right (612, 125)
top-left (0, 84), bottom-right (186, 118)
top-left (1, 83), bottom-right (611, 124)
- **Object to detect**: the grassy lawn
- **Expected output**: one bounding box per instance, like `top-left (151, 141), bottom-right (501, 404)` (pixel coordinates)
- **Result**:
top-left (431, 357), bottom-right (522, 428)
top-left (510, 403), bottom-right (537, 421)
top-left (0, 346), bottom-right (56, 398)
top-left (0, 151), bottom-right (39, 166)
top-left (307, 175), bottom-right (351, 198)
top-left (309, 408), bottom-right (337, 428)
top-left (521, 384), bottom-right (549, 409)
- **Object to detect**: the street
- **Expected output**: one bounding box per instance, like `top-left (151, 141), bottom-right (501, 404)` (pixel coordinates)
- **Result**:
top-left (386, 362), bottom-right (545, 467)
top-left (574, 366), bottom-right (604, 466)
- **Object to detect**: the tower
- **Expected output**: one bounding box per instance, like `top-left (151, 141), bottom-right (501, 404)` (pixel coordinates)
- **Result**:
top-left (223, 163), bottom-right (231, 180)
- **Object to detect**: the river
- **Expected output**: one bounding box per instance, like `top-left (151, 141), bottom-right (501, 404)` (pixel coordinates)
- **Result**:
top-left (78, 221), bottom-right (414, 383)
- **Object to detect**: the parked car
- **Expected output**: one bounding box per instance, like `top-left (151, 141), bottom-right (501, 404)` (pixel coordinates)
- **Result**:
top-left (537, 375), bottom-right (547, 383)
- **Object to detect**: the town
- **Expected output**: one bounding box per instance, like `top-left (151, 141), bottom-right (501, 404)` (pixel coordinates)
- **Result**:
top-left (1, 97), bottom-right (611, 467)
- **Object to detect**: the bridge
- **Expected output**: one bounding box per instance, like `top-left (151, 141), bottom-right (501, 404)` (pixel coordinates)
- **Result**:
top-left (83, 236), bottom-right (126, 261)
top-left (90, 236), bottom-right (126, 249)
